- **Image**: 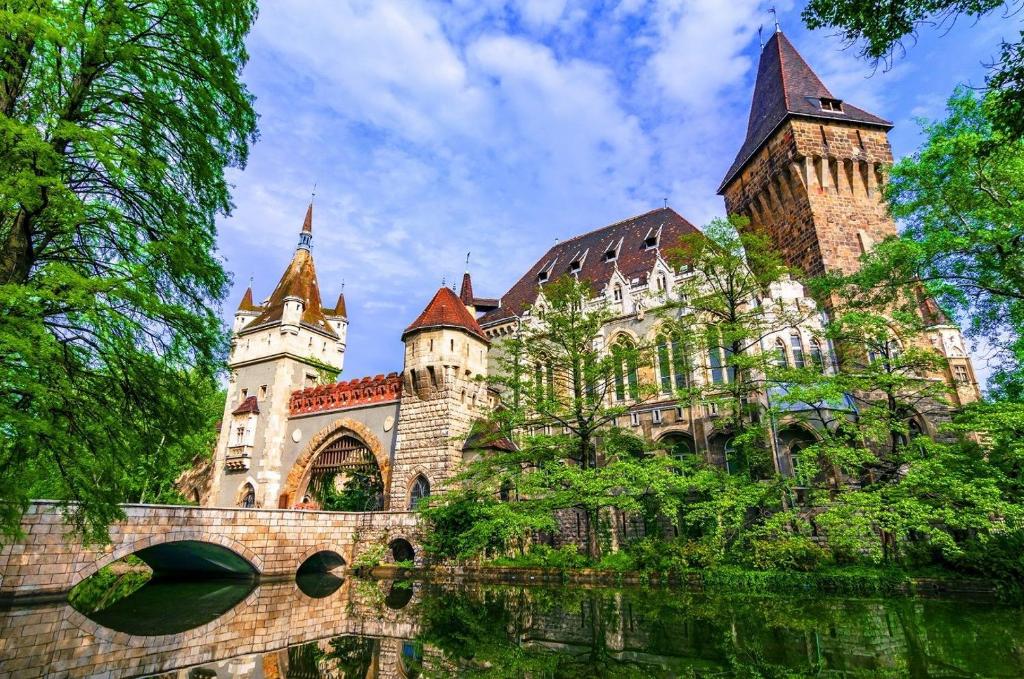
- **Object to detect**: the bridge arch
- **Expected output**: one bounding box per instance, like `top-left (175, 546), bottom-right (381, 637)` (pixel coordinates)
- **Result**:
top-left (74, 529), bottom-right (262, 587)
top-left (282, 418), bottom-right (391, 509)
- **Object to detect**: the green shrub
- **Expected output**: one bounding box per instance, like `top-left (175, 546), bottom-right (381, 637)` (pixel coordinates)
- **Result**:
top-left (353, 544), bottom-right (388, 569)
top-left (747, 535), bottom-right (827, 572)
top-left (595, 550), bottom-right (636, 572)
top-left (489, 544), bottom-right (589, 569)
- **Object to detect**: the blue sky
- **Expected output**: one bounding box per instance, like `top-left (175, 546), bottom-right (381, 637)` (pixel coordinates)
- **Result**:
top-left (217, 1), bottom-right (1013, 382)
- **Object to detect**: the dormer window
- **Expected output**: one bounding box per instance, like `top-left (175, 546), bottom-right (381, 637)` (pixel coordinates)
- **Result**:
top-left (537, 257), bottom-right (556, 284)
top-left (643, 225), bottom-right (662, 250)
top-left (537, 270), bottom-right (549, 284)
top-left (602, 238), bottom-right (621, 263)
top-left (568, 248), bottom-right (588, 275)
top-left (820, 97), bottom-right (843, 112)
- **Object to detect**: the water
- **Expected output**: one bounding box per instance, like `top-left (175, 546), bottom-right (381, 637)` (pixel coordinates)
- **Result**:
top-left (1, 573), bottom-right (1023, 678)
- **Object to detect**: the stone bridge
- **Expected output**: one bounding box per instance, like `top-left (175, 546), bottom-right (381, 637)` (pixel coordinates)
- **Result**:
top-left (0, 501), bottom-right (421, 600)
top-left (0, 577), bottom-right (426, 679)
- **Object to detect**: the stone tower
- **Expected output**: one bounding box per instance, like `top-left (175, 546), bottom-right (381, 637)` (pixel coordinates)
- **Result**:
top-left (389, 284), bottom-right (490, 510)
top-left (719, 29), bottom-right (896, 278)
top-left (208, 204), bottom-right (348, 507)
top-left (719, 29), bottom-right (981, 405)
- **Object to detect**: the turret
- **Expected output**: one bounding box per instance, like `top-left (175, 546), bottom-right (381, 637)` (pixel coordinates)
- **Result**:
top-left (389, 285), bottom-right (491, 510)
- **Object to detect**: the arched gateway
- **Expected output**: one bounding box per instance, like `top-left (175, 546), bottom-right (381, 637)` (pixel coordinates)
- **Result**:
top-left (281, 419), bottom-right (392, 511)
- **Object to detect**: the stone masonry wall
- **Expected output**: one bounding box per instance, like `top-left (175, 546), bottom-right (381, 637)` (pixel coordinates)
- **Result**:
top-left (0, 502), bottom-right (420, 599)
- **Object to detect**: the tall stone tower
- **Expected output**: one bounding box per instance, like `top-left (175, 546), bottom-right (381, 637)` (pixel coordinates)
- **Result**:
top-left (208, 204), bottom-right (348, 507)
top-left (719, 29), bottom-right (896, 278)
top-left (389, 285), bottom-right (490, 510)
top-left (719, 29), bottom-right (980, 405)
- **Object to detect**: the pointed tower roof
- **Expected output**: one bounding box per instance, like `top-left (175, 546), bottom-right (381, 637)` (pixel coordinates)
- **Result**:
top-left (328, 291), bottom-right (347, 318)
top-left (718, 31), bottom-right (891, 193)
top-left (237, 286), bottom-right (258, 312)
top-left (242, 205), bottom-right (337, 337)
top-left (403, 286), bottom-right (489, 343)
top-left (459, 271), bottom-right (474, 306)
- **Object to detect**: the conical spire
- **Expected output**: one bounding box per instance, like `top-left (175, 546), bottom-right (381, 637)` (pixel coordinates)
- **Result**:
top-left (403, 286), bottom-right (488, 343)
top-left (459, 271), bottom-right (474, 306)
top-left (243, 204), bottom-right (335, 337)
top-left (237, 286), bottom-right (257, 311)
top-left (718, 31), bottom-right (891, 193)
top-left (331, 290), bottom-right (347, 318)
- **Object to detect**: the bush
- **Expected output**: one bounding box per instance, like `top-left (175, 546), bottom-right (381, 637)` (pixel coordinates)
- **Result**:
top-left (952, 530), bottom-right (1024, 581)
top-left (747, 535), bottom-right (827, 572)
top-left (489, 544), bottom-right (589, 569)
top-left (353, 544), bottom-right (388, 569)
top-left (596, 550), bottom-right (636, 572)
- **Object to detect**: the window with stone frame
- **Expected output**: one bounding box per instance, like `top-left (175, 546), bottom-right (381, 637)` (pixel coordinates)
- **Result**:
top-left (409, 475), bottom-right (430, 510)
top-left (790, 331), bottom-right (806, 369)
top-left (656, 332), bottom-right (693, 394)
top-left (231, 414), bottom-right (257, 447)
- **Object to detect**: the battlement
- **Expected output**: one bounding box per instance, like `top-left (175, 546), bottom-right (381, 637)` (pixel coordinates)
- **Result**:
top-left (289, 373), bottom-right (403, 415)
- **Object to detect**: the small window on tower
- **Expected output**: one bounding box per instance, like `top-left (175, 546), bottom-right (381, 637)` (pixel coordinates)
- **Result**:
top-left (820, 97), bottom-right (843, 112)
top-left (259, 385), bottom-right (268, 399)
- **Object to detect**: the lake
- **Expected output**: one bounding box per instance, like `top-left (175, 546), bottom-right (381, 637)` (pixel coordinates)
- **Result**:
top-left (1, 572), bottom-right (1022, 677)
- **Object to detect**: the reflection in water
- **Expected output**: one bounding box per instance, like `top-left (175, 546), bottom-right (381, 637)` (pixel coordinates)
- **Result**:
top-left (296, 571), bottom-right (345, 599)
top-left (83, 578), bottom-right (256, 636)
top-left (3, 575), bottom-right (1024, 678)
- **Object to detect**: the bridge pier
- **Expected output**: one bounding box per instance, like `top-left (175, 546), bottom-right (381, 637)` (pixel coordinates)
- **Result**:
top-left (0, 501), bottom-right (421, 602)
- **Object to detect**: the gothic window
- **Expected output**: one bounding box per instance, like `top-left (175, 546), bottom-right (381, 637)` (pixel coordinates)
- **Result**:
top-left (773, 338), bottom-right (789, 369)
top-left (809, 339), bottom-right (825, 371)
top-left (612, 284), bottom-right (624, 311)
top-left (239, 483), bottom-right (256, 508)
top-left (409, 475), bottom-right (430, 510)
top-left (612, 338), bottom-right (638, 401)
top-left (657, 332), bottom-right (693, 394)
top-left (707, 327), bottom-right (732, 384)
top-left (790, 332), bottom-right (806, 369)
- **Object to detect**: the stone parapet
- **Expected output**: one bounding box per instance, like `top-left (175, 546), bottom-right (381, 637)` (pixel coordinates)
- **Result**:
top-left (289, 373), bottom-right (402, 415)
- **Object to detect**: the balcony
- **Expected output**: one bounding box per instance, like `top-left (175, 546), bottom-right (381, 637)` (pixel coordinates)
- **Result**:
top-left (225, 445), bottom-right (253, 471)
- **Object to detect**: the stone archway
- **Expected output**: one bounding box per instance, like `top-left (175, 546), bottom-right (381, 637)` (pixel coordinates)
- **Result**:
top-left (282, 418), bottom-right (391, 510)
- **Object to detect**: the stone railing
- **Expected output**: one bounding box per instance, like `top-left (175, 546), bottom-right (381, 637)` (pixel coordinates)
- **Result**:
top-left (289, 372), bottom-right (402, 415)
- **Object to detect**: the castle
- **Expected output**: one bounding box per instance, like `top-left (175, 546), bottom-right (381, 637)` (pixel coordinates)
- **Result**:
top-left (201, 30), bottom-right (981, 512)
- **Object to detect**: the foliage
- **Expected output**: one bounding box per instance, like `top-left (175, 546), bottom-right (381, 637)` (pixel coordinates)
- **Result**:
top-left (67, 560), bottom-right (152, 614)
top-left (801, 0), bottom-right (1024, 140)
top-left (0, 1), bottom-right (258, 543)
top-left (427, 276), bottom-right (689, 561)
top-left (353, 544), bottom-right (388, 570)
top-left (860, 89), bottom-right (1024, 396)
top-left (488, 544), bottom-right (590, 570)
top-left (312, 467), bottom-right (384, 512)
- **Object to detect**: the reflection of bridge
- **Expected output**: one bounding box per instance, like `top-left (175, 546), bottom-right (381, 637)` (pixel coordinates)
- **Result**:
top-left (0, 577), bottom-right (422, 679)
top-left (0, 501), bottom-right (420, 600)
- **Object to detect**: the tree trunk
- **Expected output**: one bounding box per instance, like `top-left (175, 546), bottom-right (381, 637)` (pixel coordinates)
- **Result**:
top-left (0, 209), bottom-right (33, 284)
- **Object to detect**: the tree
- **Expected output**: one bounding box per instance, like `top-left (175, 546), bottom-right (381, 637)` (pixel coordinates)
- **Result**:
top-left (801, 0), bottom-right (1024, 140)
top-left (0, 2), bottom-right (257, 542)
top-left (423, 276), bottom-right (685, 561)
top-left (853, 89), bottom-right (1024, 397)
top-left (663, 216), bottom-right (815, 477)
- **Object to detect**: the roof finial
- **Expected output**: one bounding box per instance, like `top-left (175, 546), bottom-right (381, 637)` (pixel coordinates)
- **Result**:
top-left (663, 197), bottom-right (668, 209)
top-left (341, 278), bottom-right (345, 293)
top-left (769, 6), bottom-right (780, 33)
top-left (311, 181), bottom-right (317, 204)
top-left (442, 274), bottom-right (446, 287)
top-left (465, 251), bottom-right (471, 273)
top-left (758, 24), bottom-right (764, 50)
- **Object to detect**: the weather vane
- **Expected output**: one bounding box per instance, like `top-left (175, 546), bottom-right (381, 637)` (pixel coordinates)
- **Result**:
top-left (769, 6), bottom-right (780, 33)
top-left (465, 251), bottom-right (471, 272)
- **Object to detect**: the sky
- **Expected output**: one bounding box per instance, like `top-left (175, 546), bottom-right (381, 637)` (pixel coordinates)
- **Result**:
top-left (216, 0), bottom-right (1015, 382)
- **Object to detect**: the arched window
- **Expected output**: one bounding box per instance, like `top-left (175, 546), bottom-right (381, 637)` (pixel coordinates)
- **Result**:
top-left (707, 327), bottom-right (732, 384)
top-left (655, 272), bottom-right (667, 292)
top-left (409, 475), bottom-right (430, 509)
top-left (809, 338), bottom-right (825, 371)
top-left (239, 483), bottom-right (256, 508)
top-left (773, 338), bottom-right (789, 369)
top-left (612, 284), bottom-right (624, 311)
top-left (612, 338), bottom-right (638, 401)
top-left (657, 332), bottom-right (693, 394)
top-left (723, 438), bottom-right (738, 475)
top-left (790, 332), bottom-right (805, 369)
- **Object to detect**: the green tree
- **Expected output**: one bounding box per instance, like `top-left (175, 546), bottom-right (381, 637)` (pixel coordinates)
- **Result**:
top-left (0, 1), bottom-right (257, 542)
top-left (664, 216), bottom-right (813, 477)
top-left (801, 0), bottom-right (1024, 140)
top-left (423, 276), bottom-right (684, 561)
top-left (853, 89), bottom-right (1024, 396)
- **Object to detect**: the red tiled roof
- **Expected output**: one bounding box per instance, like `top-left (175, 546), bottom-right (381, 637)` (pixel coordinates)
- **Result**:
top-left (404, 286), bottom-right (489, 342)
top-left (237, 286), bottom-right (259, 312)
top-left (232, 395), bottom-right (260, 415)
top-left (326, 291), bottom-right (347, 318)
top-left (478, 207), bottom-right (700, 326)
top-left (718, 31), bottom-right (892, 193)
